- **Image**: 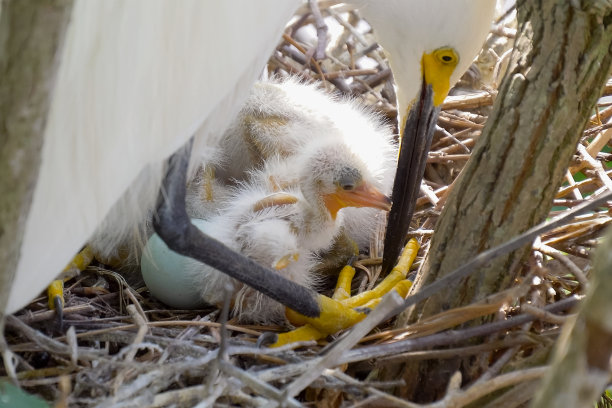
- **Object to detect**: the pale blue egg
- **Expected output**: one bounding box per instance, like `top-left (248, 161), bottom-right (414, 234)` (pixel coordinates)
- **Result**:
top-left (141, 219), bottom-right (209, 309)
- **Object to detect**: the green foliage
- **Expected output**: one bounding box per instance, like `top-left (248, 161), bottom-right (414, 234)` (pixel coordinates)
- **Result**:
top-left (0, 382), bottom-right (49, 408)
top-left (596, 389), bottom-right (612, 408)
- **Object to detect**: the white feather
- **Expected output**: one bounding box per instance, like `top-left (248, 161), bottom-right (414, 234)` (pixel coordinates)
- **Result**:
top-left (8, 0), bottom-right (300, 314)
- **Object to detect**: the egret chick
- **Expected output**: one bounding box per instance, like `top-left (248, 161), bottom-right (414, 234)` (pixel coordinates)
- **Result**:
top-left (216, 79), bottom-right (397, 248)
top-left (142, 140), bottom-right (391, 324)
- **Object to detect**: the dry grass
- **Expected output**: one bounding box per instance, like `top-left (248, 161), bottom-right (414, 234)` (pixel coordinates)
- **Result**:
top-left (3, 3), bottom-right (612, 407)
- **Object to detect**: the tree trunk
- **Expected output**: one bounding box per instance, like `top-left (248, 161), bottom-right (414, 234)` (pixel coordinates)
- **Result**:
top-left (395, 1), bottom-right (612, 402)
top-left (0, 0), bottom-right (73, 317)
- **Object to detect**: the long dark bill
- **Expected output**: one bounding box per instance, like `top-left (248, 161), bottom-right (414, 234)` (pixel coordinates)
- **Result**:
top-left (382, 82), bottom-right (440, 274)
top-left (153, 139), bottom-right (320, 317)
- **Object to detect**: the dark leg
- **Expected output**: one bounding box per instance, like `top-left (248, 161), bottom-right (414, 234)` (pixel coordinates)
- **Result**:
top-left (153, 139), bottom-right (320, 317)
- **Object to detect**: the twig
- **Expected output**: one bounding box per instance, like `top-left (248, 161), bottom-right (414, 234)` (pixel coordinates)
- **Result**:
top-left (378, 335), bottom-right (538, 364)
top-left (331, 369), bottom-right (415, 407)
top-left (308, 0), bottom-right (328, 60)
top-left (521, 304), bottom-right (571, 325)
top-left (124, 304), bottom-right (148, 363)
top-left (282, 292), bottom-right (404, 399)
top-left (426, 367), bottom-right (547, 408)
top-left (577, 144), bottom-right (612, 191)
top-left (218, 284), bottom-right (233, 362)
top-left (339, 296), bottom-right (579, 365)
top-left (533, 241), bottom-right (589, 288)
top-left (390, 191), bottom-right (611, 319)
top-left (220, 361), bottom-right (302, 408)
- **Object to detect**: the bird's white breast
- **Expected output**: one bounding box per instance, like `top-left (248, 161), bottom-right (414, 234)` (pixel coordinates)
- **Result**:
top-left (8, 0), bottom-right (300, 313)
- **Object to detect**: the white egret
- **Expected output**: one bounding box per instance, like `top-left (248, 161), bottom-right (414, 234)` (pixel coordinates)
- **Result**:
top-left (355, 1), bottom-right (497, 273)
top-left (5, 0), bottom-right (304, 314)
top-left (4, 1), bottom-right (496, 335)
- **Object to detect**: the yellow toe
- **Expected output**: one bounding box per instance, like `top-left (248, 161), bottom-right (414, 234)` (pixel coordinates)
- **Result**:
top-left (270, 324), bottom-right (325, 348)
top-left (332, 264), bottom-right (356, 301)
top-left (272, 239), bottom-right (419, 347)
top-left (47, 280), bottom-right (64, 310)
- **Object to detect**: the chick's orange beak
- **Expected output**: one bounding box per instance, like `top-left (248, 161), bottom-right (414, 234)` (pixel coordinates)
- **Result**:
top-left (324, 182), bottom-right (392, 219)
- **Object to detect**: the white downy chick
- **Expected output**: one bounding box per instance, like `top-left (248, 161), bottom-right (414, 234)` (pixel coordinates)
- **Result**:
top-left (215, 79), bottom-right (398, 248)
top-left (142, 140), bottom-right (390, 324)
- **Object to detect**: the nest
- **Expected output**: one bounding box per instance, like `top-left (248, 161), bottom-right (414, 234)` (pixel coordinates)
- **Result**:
top-left (3, 3), bottom-right (612, 407)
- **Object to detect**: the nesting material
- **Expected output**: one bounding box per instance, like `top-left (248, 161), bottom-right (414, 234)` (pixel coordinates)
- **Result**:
top-left (4, 4), bottom-right (612, 407)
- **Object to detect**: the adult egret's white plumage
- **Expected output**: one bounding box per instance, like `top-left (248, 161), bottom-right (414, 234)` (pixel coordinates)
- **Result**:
top-left (356, 1), bottom-right (497, 273)
top-left (3, 0), bottom-right (497, 327)
top-left (5, 0), bottom-right (301, 314)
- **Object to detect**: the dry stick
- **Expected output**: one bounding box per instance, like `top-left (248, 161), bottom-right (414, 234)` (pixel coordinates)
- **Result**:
top-left (339, 296), bottom-right (579, 365)
top-left (255, 297), bottom-right (576, 384)
top-left (476, 289), bottom-right (544, 385)
top-left (322, 68), bottom-right (378, 80)
top-left (387, 190), bottom-right (612, 320)
top-left (583, 122), bottom-right (612, 137)
top-left (565, 169), bottom-right (583, 200)
top-left (193, 382), bottom-right (225, 408)
top-left (588, 104), bottom-right (612, 128)
top-left (308, 0), bottom-right (328, 61)
top-left (197, 285), bottom-right (234, 407)
top-left (124, 304), bottom-right (148, 363)
top-left (282, 34), bottom-right (325, 82)
top-left (282, 292), bottom-right (404, 399)
top-left (217, 284), bottom-right (233, 362)
top-left (481, 380), bottom-right (539, 408)
top-left (151, 385), bottom-right (208, 408)
top-left (65, 326), bottom-right (78, 367)
top-left (18, 304), bottom-right (96, 324)
top-left (475, 346), bottom-right (521, 385)
top-left (5, 315), bottom-right (104, 360)
top-left (577, 144), bottom-right (612, 191)
top-left (533, 241), bottom-right (589, 288)
top-left (331, 369), bottom-right (415, 408)
top-left (586, 124), bottom-right (612, 157)
top-left (220, 361), bottom-right (302, 408)
top-left (556, 171), bottom-right (612, 197)
top-left (157, 312), bottom-right (217, 364)
top-left (379, 335), bottom-right (539, 364)
top-left (68, 318), bottom-right (261, 340)
top-left (426, 367), bottom-right (548, 408)
top-left (427, 154), bottom-right (472, 163)
top-left (520, 304), bottom-right (571, 325)
top-left (111, 305), bottom-right (149, 399)
top-left (336, 366), bottom-right (547, 408)
top-left (442, 91), bottom-right (497, 110)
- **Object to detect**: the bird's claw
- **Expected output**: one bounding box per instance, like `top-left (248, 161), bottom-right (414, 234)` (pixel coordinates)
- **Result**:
top-left (47, 246), bottom-right (95, 330)
top-left (267, 238), bottom-right (419, 347)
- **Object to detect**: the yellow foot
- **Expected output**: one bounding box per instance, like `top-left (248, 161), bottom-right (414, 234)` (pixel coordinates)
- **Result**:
top-left (48, 246), bottom-right (95, 324)
top-left (270, 238), bottom-right (419, 347)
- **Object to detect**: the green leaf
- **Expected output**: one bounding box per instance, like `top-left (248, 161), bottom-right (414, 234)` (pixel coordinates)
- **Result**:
top-left (0, 381), bottom-right (49, 408)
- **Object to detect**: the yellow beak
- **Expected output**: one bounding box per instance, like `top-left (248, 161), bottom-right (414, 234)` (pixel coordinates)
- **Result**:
top-left (324, 182), bottom-right (392, 219)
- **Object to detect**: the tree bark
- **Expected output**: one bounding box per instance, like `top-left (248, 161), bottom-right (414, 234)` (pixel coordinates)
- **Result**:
top-left (395, 0), bottom-right (612, 402)
top-left (0, 0), bottom-right (73, 317)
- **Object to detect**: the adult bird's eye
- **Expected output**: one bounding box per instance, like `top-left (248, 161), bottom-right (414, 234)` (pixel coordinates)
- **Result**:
top-left (342, 183), bottom-right (355, 191)
top-left (434, 48), bottom-right (458, 65)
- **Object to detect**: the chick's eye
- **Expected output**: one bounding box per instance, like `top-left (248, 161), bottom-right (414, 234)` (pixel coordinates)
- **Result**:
top-left (337, 166), bottom-right (361, 191)
top-left (341, 182), bottom-right (355, 191)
